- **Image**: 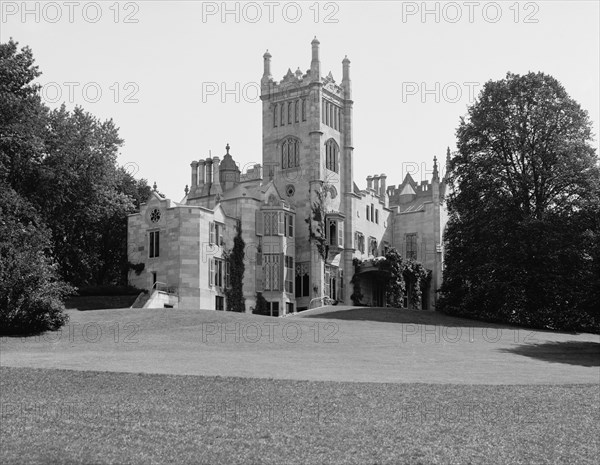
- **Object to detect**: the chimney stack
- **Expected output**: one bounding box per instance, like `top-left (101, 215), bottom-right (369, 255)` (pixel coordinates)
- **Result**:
top-left (198, 159), bottom-right (206, 195)
top-left (380, 174), bottom-right (387, 197)
top-left (373, 175), bottom-right (380, 194)
top-left (366, 175), bottom-right (373, 190)
top-left (190, 161), bottom-right (198, 189)
top-left (211, 156), bottom-right (222, 196)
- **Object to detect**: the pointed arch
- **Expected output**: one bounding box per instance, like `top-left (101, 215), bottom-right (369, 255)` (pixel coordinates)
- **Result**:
top-left (325, 138), bottom-right (339, 173)
top-left (282, 137), bottom-right (300, 169)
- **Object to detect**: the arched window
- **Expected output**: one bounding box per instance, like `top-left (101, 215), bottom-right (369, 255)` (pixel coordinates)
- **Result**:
top-left (325, 139), bottom-right (339, 173)
top-left (280, 103), bottom-right (285, 126)
top-left (288, 102), bottom-right (292, 124)
top-left (301, 99), bottom-right (306, 121)
top-left (295, 100), bottom-right (299, 122)
top-left (282, 138), bottom-right (300, 169)
top-left (273, 104), bottom-right (277, 128)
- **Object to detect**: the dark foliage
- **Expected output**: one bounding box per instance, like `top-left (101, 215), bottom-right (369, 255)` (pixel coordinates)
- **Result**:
top-left (438, 72), bottom-right (600, 333)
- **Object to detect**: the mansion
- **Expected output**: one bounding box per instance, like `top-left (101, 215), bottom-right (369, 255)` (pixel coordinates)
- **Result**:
top-left (127, 38), bottom-right (449, 314)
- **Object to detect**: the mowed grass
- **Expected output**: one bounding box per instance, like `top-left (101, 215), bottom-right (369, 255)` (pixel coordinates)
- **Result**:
top-left (1, 367), bottom-right (598, 465)
top-left (1, 306), bottom-right (598, 384)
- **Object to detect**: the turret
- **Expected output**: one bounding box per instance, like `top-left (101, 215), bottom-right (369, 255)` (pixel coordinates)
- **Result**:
top-left (311, 37), bottom-right (320, 81)
top-left (342, 55), bottom-right (351, 99)
top-left (262, 50), bottom-right (272, 83)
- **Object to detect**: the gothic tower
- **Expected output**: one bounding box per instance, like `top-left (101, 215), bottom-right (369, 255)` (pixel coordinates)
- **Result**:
top-left (260, 38), bottom-right (354, 307)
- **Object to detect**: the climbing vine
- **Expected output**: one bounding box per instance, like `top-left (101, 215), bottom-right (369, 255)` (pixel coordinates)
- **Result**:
top-left (223, 220), bottom-right (245, 312)
top-left (353, 248), bottom-right (430, 309)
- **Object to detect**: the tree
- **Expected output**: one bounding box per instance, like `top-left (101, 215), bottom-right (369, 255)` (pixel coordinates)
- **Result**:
top-left (0, 39), bottom-right (48, 196)
top-left (224, 220), bottom-right (246, 312)
top-left (1, 39), bottom-right (151, 294)
top-left (439, 72), bottom-right (600, 332)
top-left (0, 185), bottom-right (72, 334)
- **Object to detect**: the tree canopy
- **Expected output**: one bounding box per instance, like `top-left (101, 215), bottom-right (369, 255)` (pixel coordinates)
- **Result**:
top-left (0, 39), bottom-right (150, 333)
top-left (438, 72), bottom-right (600, 332)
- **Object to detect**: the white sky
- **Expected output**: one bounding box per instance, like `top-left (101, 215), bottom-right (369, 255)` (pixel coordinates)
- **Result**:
top-left (2, 1), bottom-right (599, 201)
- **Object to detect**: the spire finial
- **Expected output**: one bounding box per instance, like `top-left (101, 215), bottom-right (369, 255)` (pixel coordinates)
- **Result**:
top-left (153, 181), bottom-right (157, 192)
top-left (433, 156), bottom-right (439, 180)
top-left (184, 185), bottom-right (189, 195)
top-left (226, 143), bottom-right (230, 155)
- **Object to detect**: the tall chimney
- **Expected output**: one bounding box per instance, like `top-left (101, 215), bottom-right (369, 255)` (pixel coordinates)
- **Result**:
top-left (211, 156), bottom-right (222, 196)
top-left (380, 174), bottom-right (387, 197)
top-left (373, 175), bottom-right (380, 194)
top-left (198, 159), bottom-right (206, 195)
top-left (205, 158), bottom-right (213, 193)
top-left (366, 175), bottom-right (373, 190)
top-left (190, 161), bottom-right (198, 189)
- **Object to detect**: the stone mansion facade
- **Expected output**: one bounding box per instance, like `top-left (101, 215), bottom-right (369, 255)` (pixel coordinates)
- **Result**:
top-left (127, 38), bottom-right (449, 314)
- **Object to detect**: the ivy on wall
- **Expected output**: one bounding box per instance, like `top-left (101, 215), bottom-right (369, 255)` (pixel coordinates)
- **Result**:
top-left (224, 220), bottom-right (246, 312)
top-left (352, 248), bottom-right (430, 309)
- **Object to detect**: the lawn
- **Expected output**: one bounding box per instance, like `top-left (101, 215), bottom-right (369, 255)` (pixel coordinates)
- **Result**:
top-left (1, 306), bottom-right (599, 464)
top-left (1, 306), bottom-right (598, 384)
top-left (1, 367), bottom-right (598, 465)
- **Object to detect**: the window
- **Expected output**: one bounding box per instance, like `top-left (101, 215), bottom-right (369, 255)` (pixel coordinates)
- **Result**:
top-left (326, 218), bottom-right (343, 247)
top-left (375, 209), bottom-right (379, 224)
top-left (273, 103), bottom-right (277, 127)
top-left (325, 265), bottom-right (340, 301)
top-left (209, 222), bottom-right (224, 246)
top-left (215, 295), bottom-right (224, 310)
top-left (406, 234), bottom-right (417, 260)
top-left (288, 102), bottom-right (292, 124)
top-left (282, 138), bottom-right (299, 169)
top-left (280, 103), bottom-right (285, 126)
top-left (149, 231), bottom-right (160, 258)
top-left (301, 99), bottom-right (306, 121)
top-left (325, 139), bottom-right (339, 173)
top-left (263, 254), bottom-right (281, 291)
top-left (225, 261), bottom-right (231, 288)
top-left (371, 204), bottom-right (374, 223)
top-left (355, 232), bottom-right (365, 253)
top-left (295, 262), bottom-right (310, 297)
top-left (264, 212), bottom-right (281, 236)
top-left (295, 100), bottom-right (299, 122)
top-left (286, 302), bottom-right (294, 314)
top-left (284, 213), bottom-right (294, 237)
top-left (209, 258), bottom-right (225, 287)
top-left (366, 206), bottom-right (370, 221)
top-left (285, 255), bottom-right (294, 294)
top-left (269, 301), bottom-right (280, 317)
top-left (369, 237), bottom-right (378, 256)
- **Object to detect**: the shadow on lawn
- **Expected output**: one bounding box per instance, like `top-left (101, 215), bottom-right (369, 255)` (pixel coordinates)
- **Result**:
top-left (499, 341), bottom-right (600, 367)
top-left (303, 307), bottom-right (505, 329)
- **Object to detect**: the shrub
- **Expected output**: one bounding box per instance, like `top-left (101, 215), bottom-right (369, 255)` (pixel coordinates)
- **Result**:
top-left (0, 187), bottom-right (72, 335)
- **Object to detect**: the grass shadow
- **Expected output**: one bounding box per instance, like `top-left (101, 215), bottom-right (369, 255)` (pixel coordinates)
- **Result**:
top-left (64, 295), bottom-right (138, 311)
top-left (499, 341), bottom-right (600, 367)
top-left (303, 307), bottom-right (513, 329)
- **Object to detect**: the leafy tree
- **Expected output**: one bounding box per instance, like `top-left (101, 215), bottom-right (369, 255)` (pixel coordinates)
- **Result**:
top-left (224, 220), bottom-right (246, 312)
top-left (439, 72), bottom-right (600, 332)
top-left (0, 185), bottom-right (72, 334)
top-left (1, 39), bottom-right (150, 292)
top-left (0, 39), bottom-right (48, 196)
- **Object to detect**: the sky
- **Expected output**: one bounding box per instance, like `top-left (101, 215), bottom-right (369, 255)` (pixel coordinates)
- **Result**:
top-left (2, 0), bottom-right (599, 201)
